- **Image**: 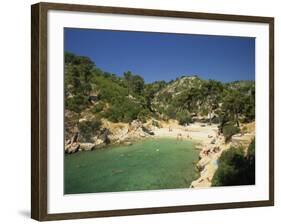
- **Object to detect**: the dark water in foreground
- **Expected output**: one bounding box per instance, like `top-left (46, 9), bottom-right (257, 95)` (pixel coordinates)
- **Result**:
top-left (64, 138), bottom-right (199, 194)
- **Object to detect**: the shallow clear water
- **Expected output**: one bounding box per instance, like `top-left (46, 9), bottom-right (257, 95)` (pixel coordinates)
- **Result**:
top-left (64, 138), bottom-right (199, 194)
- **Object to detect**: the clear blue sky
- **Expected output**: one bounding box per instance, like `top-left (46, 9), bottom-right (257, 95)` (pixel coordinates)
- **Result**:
top-left (64, 28), bottom-right (255, 83)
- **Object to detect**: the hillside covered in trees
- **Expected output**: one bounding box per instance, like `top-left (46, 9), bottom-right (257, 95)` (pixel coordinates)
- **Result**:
top-left (65, 52), bottom-right (255, 142)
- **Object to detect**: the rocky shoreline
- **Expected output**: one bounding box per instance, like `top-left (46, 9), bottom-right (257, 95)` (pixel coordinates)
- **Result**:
top-left (65, 119), bottom-right (155, 153)
top-left (190, 134), bottom-right (230, 188)
top-left (190, 122), bottom-right (255, 188)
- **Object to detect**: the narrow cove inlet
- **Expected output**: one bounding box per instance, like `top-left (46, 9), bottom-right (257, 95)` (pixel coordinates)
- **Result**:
top-left (64, 138), bottom-right (199, 194)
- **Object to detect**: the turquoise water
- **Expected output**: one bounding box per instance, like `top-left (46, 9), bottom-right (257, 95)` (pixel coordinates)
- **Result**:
top-left (64, 138), bottom-right (199, 194)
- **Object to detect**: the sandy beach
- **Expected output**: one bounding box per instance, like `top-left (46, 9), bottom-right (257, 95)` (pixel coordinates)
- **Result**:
top-left (153, 122), bottom-right (219, 142)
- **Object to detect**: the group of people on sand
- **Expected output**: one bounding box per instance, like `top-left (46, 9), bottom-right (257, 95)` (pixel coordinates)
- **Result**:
top-left (176, 133), bottom-right (193, 141)
top-left (168, 125), bottom-right (193, 141)
top-left (202, 132), bottom-right (222, 156)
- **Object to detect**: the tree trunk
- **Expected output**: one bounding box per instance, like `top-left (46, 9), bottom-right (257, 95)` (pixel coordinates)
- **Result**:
top-left (208, 108), bottom-right (213, 125)
top-left (236, 113), bottom-right (240, 127)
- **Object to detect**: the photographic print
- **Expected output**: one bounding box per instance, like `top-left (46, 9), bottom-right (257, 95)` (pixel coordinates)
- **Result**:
top-left (64, 28), bottom-right (256, 194)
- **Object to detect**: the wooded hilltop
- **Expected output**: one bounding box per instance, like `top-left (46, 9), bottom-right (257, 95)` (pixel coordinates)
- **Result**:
top-left (65, 52), bottom-right (254, 142)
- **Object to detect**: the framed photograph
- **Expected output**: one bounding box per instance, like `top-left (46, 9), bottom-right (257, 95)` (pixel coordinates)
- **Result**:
top-left (31, 2), bottom-right (274, 221)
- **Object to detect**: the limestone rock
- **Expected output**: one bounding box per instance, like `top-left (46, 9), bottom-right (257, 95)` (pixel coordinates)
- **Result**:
top-left (80, 143), bottom-right (95, 151)
top-left (65, 142), bottom-right (80, 153)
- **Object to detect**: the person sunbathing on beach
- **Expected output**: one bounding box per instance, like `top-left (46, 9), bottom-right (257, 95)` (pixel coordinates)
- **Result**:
top-left (212, 146), bottom-right (220, 153)
top-left (203, 148), bottom-right (211, 156)
top-left (205, 148), bottom-right (211, 156)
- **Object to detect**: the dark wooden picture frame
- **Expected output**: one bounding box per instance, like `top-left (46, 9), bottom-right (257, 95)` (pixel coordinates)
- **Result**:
top-left (31, 2), bottom-right (274, 221)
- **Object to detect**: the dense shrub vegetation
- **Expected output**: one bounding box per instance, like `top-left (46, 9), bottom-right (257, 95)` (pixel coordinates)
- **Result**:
top-left (78, 119), bottom-right (102, 142)
top-left (212, 139), bottom-right (255, 186)
top-left (176, 111), bottom-right (193, 125)
top-left (222, 122), bottom-right (240, 143)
